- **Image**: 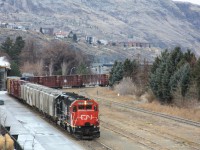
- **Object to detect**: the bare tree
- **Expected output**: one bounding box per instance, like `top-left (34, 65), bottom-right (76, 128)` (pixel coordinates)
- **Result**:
top-left (43, 41), bottom-right (89, 75)
top-left (20, 59), bottom-right (44, 76)
top-left (61, 61), bottom-right (69, 75)
top-left (34, 59), bottom-right (44, 76)
top-left (20, 38), bottom-right (41, 63)
top-left (49, 59), bottom-right (54, 76)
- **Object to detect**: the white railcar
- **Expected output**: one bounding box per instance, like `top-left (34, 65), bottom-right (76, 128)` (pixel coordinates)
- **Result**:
top-left (21, 83), bottom-right (62, 117)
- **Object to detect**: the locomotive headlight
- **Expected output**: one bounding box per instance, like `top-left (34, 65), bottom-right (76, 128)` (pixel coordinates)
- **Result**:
top-left (84, 101), bottom-right (87, 105)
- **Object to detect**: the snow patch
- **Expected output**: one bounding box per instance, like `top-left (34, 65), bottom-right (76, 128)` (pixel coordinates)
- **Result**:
top-left (0, 56), bottom-right (10, 69)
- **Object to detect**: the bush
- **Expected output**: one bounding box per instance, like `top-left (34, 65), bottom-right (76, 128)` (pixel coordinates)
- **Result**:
top-left (114, 77), bottom-right (144, 97)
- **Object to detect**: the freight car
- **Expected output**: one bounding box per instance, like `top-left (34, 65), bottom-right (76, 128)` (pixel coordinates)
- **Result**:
top-left (7, 78), bottom-right (100, 139)
top-left (23, 74), bottom-right (109, 88)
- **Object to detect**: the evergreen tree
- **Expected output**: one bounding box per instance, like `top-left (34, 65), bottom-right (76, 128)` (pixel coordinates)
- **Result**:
top-left (1, 37), bottom-right (13, 57)
top-left (194, 58), bottom-right (200, 100)
top-left (123, 59), bottom-right (133, 77)
top-left (109, 61), bottom-right (123, 86)
top-left (12, 36), bottom-right (25, 63)
top-left (161, 63), bottom-right (172, 103)
top-left (170, 47), bottom-right (183, 69)
top-left (151, 56), bottom-right (160, 73)
top-left (8, 61), bottom-right (21, 76)
top-left (73, 34), bottom-right (78, 42)
top-left (76, 64), bottom-right (88, 75)
top-left (149, 47), bottom-right (191, 103)
top-left (1, 36), bottom-right (25, 63)
top-left (180, 63), bottom-right (190, 97)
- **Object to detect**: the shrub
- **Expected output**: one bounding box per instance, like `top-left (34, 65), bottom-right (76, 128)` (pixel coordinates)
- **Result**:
top-left (114, 77), bottom-right (144, 97)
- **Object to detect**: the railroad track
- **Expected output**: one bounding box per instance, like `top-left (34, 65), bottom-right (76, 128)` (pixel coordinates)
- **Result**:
top-left (78, 87), bottom-right (200, 128)
top-left (101, 121), bottom-right (170, 150)
top-left (92, 97), bottom-right (200, 128)
top-left (94, 140), bottom-right (113, 150)
top-left (102, 117), bottom-right (200, 150)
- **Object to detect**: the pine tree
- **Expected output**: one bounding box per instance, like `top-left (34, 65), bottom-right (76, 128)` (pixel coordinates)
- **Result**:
top-left (180, 63), bottom-right (190, 97)
top-left (1, 37), bottom-right (13, 57)
top-left (8, 61), bottom-right (21, 76)
top-left (149, 47), bottom-right (190, 103)
top-left (194, 58), bottom-right (200, 101)
top-left (109, 61), bottom-right (123, 86)
top-left (1, 36), bottom-right (25, 63)
top-left (12, 36), bottom-right (25, 63)
top-left (73, 34), bottom-right (78, 42)
top-left (123, 59), bottom-right (133, 77)
top-left (76, 64), bottom-right (88, 75)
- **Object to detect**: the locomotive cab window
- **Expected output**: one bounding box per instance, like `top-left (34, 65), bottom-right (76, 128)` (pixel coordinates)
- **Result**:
top-left (94, 106), bottom-right (98, 111)
top-left (86, 105), bottom-right (92, 110)
top-left (78, 105), bottom-right (84, 110)
top-left (73, 106), bottom-right (77, 112)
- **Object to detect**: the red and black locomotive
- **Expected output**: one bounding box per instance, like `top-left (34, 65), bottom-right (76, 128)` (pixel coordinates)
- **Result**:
top-left (7, 78), bottom-right (100, 139)
top-left (56, 92), bottom-right (100, 139)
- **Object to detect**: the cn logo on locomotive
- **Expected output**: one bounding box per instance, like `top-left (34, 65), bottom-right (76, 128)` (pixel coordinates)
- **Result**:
top-left (80, 115), bottom-right (93, 120)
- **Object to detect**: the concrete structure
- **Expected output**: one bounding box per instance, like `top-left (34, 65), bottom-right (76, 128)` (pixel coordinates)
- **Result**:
top-left (91, 63), bottom-right (113, 74)
top-left (0, 91), bottom-right (84, 150)
top-left (108, 41), bottom-right (151, 48)
top-left (0, 57), bottom-right (10, 91)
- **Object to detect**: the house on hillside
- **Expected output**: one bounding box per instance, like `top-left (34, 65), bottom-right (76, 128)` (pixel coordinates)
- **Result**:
top-left (86, 36), bottom-right (96, 44)
top-left (0, 57), bottom-right (10, 91)
top-left (0, 22), bottom-right (8, 28)
top-left (54, 31), bottom-right (68, 39)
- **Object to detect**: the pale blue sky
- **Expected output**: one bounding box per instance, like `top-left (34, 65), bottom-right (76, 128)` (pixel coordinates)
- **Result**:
top-left (173, 0), bottom-right (200, 5)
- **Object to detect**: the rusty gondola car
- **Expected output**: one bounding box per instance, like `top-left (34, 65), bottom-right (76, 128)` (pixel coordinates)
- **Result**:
top-left (23, 74), bottom-right (109, 88)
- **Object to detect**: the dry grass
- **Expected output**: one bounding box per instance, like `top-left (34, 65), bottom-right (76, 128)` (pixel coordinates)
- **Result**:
top-left (63, 86), bottom-right (200, 122)
top-left (139, 90), bottom-right (156, 103)
top-left (139, 101), bottom-right (200, 122)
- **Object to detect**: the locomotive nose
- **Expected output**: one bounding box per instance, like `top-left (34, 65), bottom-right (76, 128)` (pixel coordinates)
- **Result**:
top-left (85, 122), bottom-right (91, 126)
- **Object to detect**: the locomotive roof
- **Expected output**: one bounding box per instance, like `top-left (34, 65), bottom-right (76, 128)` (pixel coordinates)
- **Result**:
top-left (62, 92), bottom-right (90, 101)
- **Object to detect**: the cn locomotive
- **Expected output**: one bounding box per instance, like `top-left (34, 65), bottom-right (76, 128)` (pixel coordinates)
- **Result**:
top-left (7, 78), bottom-right (100, 139)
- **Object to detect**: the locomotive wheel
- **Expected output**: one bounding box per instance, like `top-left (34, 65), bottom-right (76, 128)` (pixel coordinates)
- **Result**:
top-left (70, 126), bottom-right (73, 134)
top-left (67, 125), bottom-right (73, 134)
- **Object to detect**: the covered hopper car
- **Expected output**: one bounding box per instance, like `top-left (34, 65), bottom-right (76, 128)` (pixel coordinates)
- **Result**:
top-left (7, 78), bottom-right (100, 139)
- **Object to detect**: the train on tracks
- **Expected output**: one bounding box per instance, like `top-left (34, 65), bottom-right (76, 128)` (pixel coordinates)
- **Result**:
top-left (21, 74), bottom-right (109, 88)
top-left (7, 77), bottom-right (100, 139)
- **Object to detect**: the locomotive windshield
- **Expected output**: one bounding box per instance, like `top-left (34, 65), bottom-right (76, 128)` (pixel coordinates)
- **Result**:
top-left (78, 105), bottom-right (92, 110)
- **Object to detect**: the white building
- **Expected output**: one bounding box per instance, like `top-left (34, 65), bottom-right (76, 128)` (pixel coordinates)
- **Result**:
top-left (86, 36), bottom-right (96, 44)
top-left (0, 57), bottom-right (10, 90)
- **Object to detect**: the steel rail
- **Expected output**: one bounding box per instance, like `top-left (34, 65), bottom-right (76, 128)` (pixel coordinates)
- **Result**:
top-left (98, 98), bottom-right (200, 127)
